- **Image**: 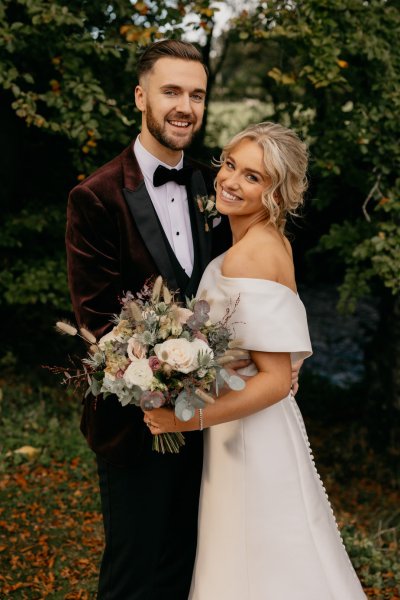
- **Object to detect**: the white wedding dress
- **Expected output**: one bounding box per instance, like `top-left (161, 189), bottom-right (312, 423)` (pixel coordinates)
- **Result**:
top-left (189, 253), bottom-right (366, 600)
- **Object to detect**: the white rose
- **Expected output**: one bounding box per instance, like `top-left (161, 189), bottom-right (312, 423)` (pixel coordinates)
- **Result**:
top-left (154, 338), bottom-right (197, 374)
top-left (123, 358), bottom-right (154, 390)
top-left (154, 338), bottom-right (213, 374)
top-left (127, 337), bottom-right (146, 360)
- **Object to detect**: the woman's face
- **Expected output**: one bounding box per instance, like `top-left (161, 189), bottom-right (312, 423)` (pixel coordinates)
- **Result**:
top-left (216, 138), bottom-right (270, 218)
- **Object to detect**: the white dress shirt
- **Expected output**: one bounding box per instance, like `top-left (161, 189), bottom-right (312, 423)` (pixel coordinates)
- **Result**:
top-left (133, 137), bottom-right (194, 276)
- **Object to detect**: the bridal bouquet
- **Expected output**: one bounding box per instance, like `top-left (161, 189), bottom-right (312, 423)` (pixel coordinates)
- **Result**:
top-left (53, 276), bottom-right (244, 453)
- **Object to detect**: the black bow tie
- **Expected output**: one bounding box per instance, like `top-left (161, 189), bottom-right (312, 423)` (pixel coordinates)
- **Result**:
top-left (153, 164), bottom-right (193, 187)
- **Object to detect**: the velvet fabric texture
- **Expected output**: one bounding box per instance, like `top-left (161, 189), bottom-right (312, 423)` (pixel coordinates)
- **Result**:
top-left (66, 143), bottom-right (231, 468)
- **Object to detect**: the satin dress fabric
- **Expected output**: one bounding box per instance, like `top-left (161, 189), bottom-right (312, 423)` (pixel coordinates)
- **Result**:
top-left (189, 253), bottom-right (366, 600)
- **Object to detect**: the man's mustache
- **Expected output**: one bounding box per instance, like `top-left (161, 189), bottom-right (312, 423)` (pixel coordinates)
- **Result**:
top-left (167, 112), bottom-right (196, 124)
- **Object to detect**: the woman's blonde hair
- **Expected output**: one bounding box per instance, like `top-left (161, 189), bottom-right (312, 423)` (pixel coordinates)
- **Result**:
top-left (219, 122), bottom-right (308, 232)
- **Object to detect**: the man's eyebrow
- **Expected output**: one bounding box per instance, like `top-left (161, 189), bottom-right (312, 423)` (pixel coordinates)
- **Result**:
top-left (160, 84), bottom-right (206, 94)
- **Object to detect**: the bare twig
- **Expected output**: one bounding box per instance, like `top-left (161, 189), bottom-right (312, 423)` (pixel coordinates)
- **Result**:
top-left (362, 174), bottom-right (382, 222)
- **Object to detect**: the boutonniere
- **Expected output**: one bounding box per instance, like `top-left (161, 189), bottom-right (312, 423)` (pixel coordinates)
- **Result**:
top-left (195, 194), bottom-right (219, 232)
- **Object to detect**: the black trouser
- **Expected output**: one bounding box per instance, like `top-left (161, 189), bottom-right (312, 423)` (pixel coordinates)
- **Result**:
top-left (96, 431), bottom-right (203, 600)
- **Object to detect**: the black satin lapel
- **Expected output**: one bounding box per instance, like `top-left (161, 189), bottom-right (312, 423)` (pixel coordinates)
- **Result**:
top-left (188, 170), bottom-right (212, 273)
top-left (123, 183), bottom-right (178, 289)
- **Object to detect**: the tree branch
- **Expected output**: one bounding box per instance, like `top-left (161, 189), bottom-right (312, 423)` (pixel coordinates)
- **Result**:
top-left (362, 174), bottom-right (382, 222)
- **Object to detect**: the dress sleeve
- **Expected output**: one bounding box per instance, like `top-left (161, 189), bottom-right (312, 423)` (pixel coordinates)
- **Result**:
top-left (222, 280), bottom-right (312, 364)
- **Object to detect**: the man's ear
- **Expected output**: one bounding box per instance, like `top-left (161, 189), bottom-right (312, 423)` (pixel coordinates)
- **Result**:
top-left (135, 85), bottom-right (146, 112)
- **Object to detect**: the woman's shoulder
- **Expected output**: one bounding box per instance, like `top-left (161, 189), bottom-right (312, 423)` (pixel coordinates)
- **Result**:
top-left (222, 226), bottom-right (296, 292)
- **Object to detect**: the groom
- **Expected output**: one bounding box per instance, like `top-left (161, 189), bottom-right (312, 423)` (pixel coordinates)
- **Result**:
top-left (66, 40), bottom-right (231, 599)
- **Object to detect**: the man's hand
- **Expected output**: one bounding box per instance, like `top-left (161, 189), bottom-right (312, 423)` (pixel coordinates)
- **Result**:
top-left (291, 359), bottom-right (304, 396)
top-left (219, 350), bottom-right (303, 396)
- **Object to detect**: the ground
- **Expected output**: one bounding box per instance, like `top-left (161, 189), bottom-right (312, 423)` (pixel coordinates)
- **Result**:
top-left (0, 380), bottom-right (399, 599)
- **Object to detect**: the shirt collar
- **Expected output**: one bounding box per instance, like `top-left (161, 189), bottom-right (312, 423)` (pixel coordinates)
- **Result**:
top-left (134, 136), bottom-right (184, 181)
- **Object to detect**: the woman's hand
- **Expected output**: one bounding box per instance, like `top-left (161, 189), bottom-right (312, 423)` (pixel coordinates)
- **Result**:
top-left (143, 407), bottom-right (198, 435)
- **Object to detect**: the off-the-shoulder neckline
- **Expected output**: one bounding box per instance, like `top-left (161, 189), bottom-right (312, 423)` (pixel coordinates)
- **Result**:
top-left (211, 253), bottom-right (298, 297)
top-left (219, 272), bottom-right (298, 297)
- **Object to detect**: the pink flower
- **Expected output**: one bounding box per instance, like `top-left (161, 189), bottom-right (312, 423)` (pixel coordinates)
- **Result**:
top-left (194, 331), bottom-right (208, 343)
top-left (148, 356), bottom-right (161, 371)
top-left (140, 391), bottom-right (165, 411)
top-left (116, 369), bottom-right (125, 379)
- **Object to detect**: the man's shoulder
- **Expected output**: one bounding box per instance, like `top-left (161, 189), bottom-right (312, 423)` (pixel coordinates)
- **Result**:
top-left (186, 156), bottom-right (216, 195)
top-left (186, 156), bottom-right (215, 176)
top-left (70, 145), bottom-right (138, 199)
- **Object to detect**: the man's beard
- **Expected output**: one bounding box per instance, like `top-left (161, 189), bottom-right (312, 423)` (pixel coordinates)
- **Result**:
top-left (145, 102), bottom-right (199, 151)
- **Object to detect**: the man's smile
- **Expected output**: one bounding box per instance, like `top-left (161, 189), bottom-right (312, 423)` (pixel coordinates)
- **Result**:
top-left (168, 120), bottom-right (191, 128)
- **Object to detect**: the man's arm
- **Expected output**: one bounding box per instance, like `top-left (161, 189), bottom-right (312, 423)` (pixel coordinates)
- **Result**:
top-left (66, 185), bottom-right (121, 340)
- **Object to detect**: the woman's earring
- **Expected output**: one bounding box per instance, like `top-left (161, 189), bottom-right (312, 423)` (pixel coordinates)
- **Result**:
top-left (213, 179), bottom-right (217, 191)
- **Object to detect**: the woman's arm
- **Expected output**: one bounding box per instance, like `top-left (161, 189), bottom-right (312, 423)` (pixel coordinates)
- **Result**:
top-left (145, 232), bottom-right (296, 434)
top-left (144, 349), bottom-right (292, 434)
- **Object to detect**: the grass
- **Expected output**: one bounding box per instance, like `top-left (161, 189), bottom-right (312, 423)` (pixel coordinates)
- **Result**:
top-left (0, 377), bottom-right (399, 599)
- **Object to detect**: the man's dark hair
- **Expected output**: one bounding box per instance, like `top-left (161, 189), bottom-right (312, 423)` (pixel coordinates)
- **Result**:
top-left (137, 39), bottom-right (208, 81)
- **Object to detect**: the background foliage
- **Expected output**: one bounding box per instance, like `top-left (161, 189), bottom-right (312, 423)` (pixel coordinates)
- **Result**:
top-left (1, 0), bottom-right (399, 389)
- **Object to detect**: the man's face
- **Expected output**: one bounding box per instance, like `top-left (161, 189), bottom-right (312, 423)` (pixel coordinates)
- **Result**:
top-left (135, 57), bottom-right (207, 153)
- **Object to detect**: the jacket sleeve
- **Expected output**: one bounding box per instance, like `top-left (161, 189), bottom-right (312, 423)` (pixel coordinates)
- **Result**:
top-left (66, 185), bottom-right (121, 340)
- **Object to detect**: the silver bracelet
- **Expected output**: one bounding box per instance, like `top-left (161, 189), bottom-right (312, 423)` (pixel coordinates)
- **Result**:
top-left (198, 408), bottom-right (204, 431)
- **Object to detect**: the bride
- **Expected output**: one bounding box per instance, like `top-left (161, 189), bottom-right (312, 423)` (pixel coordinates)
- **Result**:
top-left (144, 122), bottom-right (366, 599)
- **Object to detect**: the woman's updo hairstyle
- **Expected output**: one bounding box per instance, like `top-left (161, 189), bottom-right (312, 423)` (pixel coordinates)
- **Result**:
top-left (219, 122), bottom-right (308, 232)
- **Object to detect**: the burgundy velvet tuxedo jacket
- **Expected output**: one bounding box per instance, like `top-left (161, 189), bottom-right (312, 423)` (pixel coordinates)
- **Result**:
top-left (66, 143), bottom-right (231, 467)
